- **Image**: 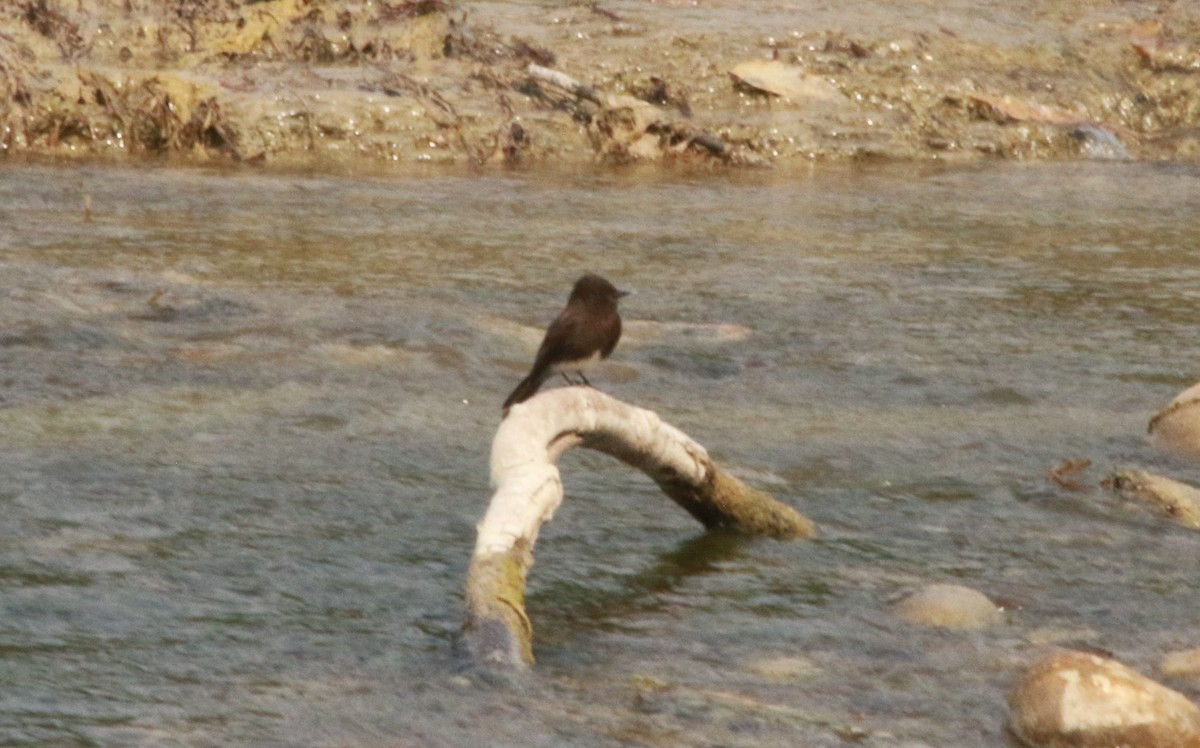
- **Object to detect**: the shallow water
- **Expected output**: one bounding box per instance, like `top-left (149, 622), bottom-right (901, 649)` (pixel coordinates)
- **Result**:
top-left (2, 159), bottom-right (1199, 746)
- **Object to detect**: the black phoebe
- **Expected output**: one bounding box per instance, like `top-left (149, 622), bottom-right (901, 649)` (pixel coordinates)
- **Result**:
top-left (502, 273), bottom-right (628, 414)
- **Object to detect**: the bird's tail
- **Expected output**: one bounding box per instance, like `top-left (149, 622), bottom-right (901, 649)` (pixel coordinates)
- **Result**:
top-left (502, 372), bottom-right (545, 414)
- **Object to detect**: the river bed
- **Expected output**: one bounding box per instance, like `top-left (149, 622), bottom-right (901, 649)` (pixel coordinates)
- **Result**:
top-left (2, 160), bottom-right (1199, 746)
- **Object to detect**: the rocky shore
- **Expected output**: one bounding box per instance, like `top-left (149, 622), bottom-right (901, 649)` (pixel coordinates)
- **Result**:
top-left (3, 0), bottom-right (1199, 168)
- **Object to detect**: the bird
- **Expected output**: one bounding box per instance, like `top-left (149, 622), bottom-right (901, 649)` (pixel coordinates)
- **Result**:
top-left (502, 273), bottom-right (628, 414)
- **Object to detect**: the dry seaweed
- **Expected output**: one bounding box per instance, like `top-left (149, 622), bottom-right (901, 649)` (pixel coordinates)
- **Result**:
top-left (376, 0), bottom-right (449, 22)
top-left (20, 0), bottom-right (85, 58)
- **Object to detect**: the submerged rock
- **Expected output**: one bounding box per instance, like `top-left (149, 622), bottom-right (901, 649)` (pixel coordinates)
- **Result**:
top-left (1009, 650), bottom-right (1200, 748)
top-left (890, 583), bottom-right (1001, 630)
top-left (1106, 470), bottom-right (1200, 531)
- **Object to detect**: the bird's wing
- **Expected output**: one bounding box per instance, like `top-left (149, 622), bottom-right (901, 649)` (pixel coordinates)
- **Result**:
top-left (531, 306), bottom-right (599, 369)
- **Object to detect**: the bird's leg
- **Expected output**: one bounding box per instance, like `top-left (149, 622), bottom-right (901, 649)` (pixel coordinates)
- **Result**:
top-left (556, 371), bottom-right (592, 387)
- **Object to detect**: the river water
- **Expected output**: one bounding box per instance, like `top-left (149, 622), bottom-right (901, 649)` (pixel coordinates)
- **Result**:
top-left (1, 159), bottom-right (1199, 746)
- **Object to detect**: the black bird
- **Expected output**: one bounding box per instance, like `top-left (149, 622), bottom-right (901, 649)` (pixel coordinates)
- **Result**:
top-left (502, 273), bottom-right (628, 414)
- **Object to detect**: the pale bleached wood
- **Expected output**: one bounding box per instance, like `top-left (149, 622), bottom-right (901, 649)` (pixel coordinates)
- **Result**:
top-left (464, 387), bottom-right (814, 668)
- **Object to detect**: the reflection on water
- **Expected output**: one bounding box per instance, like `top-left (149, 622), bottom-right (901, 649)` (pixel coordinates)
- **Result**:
top-left (2, 160), bottom-right (1200, 746)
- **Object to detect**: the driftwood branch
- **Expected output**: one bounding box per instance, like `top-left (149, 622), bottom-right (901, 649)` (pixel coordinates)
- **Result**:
top-left (524, 63), bottom-right (765, 165)
top-left (463, 387), bottom-right (814, 668)
top-left (526, 63), bottom-right (605, 107)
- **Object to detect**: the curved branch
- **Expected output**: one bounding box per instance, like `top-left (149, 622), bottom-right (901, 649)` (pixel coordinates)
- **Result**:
top-left (463, 387), bottom-right (815, 668)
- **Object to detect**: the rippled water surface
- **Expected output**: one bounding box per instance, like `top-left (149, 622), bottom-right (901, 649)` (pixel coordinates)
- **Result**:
top-left (2, 159), bottom-right (1199, 746)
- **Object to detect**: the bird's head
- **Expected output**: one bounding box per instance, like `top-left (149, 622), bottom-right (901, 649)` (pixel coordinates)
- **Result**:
top-left (571, 273), bottom-right (628, 305)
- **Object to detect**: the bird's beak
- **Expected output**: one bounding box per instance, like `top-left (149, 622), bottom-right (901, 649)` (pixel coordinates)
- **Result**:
top-left (617, 289), bottom-right (631, 298)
